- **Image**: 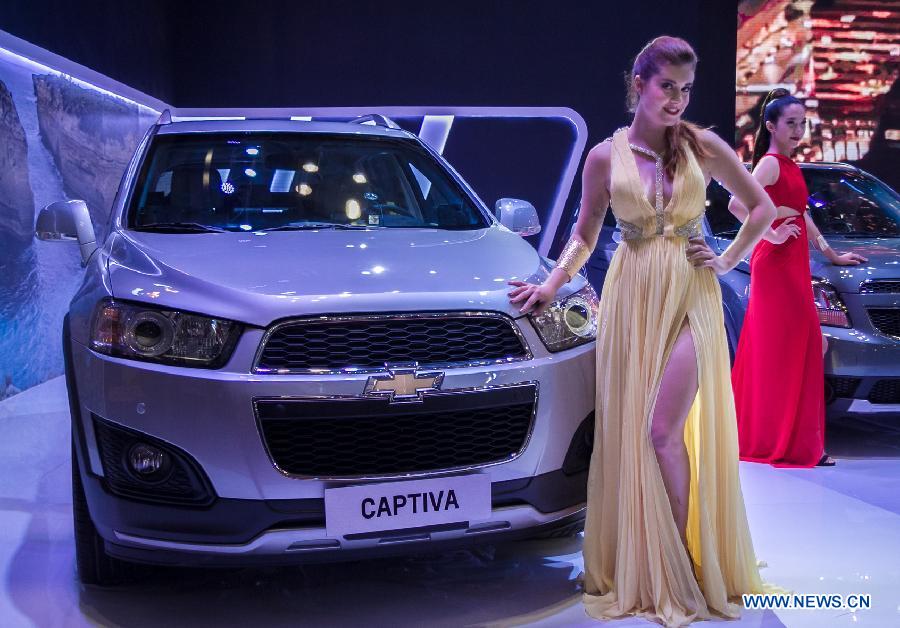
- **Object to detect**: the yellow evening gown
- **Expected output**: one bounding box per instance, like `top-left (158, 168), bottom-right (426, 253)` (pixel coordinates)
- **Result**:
top-left (582, 128), bottom-right (768, 626)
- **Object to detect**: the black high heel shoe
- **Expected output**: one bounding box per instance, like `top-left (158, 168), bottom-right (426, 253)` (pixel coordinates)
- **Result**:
top-left (816, 454), bottom-right (836, 467)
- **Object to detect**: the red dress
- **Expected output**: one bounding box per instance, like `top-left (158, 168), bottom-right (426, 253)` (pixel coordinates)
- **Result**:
top-left (732, 153), bottom-right (825, 467)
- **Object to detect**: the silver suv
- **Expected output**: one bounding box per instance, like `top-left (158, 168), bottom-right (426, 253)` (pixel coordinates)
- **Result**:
top-left (39, 114), bottom-right (598, 585)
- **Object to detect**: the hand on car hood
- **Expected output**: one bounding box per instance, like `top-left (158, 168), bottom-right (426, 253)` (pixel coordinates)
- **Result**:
top-left (811, 237), bottom-right (900, 293)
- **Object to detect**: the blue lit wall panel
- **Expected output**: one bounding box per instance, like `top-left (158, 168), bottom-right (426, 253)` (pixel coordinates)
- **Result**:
top-left (0, 49), bottom-right (157, 394)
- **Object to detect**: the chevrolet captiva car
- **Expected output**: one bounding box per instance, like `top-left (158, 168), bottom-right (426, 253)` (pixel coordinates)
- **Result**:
top-left (37, 113), bottom-right (598, 585)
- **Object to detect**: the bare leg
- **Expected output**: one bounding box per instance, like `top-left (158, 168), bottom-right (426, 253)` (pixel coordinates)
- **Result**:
top-left (650, 320), bottom-right (698, 552)
top-left (822, 334), bottom-right (828, 357)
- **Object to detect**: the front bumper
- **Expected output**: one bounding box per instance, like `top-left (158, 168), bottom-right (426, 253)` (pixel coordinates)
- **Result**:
top-left (105, 509), bottom-right (586, 567)
top-left (823, 298), bottom-right (900, 417)
top-left (67, 315), bottom-right (595, 560)
top-left (76, 464), bottom-right (586, 566)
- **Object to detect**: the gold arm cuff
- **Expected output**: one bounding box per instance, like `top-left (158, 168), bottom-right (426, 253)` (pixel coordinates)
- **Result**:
top-left (557, 238), bottom-right (591, 281)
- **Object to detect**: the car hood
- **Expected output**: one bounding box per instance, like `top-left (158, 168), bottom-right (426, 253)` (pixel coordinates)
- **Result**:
top-left (810, 237), bottom-right (900, 293)
top-left (105, 226), bottom-right (571, 326)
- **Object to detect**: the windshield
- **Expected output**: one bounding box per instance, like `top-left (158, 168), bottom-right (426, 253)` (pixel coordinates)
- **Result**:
top-left (127, 133), bottom-right (489, 232)
top-left (805, 170), bottom-right (900, 237)
top-left (705, 167), bottom-right (900, 238)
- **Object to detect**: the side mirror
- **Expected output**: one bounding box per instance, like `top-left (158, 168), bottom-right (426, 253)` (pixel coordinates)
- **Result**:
top-left (494, 198), bottom-right (541, 237)
top-left (35, 200), bottom-right (98, 265)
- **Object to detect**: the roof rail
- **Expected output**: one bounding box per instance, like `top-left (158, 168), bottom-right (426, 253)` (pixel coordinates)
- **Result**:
top-left (348, 114), bottom-right (401, 130)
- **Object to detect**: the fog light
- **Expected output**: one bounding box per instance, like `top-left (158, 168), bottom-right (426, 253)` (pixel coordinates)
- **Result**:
top-left (128, 443), bottom-right (169, 477)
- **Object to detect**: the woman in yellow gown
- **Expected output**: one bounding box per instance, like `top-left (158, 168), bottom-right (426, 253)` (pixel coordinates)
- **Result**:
top-left (509, 36), bottom-right (777, 626)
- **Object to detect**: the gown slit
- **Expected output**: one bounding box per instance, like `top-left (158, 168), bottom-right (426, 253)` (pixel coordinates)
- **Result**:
top-left (647, 317), bottom-right (698, 532)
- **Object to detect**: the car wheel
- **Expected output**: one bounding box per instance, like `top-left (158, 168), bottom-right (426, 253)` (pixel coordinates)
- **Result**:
top-left (72, 441), bottom-right (133, 586)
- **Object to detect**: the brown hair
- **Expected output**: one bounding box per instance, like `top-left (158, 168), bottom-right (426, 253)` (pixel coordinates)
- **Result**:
top-left (627, 35), bottom-right (710, 176)
top-left (750, 87), bottom-right (805, 169)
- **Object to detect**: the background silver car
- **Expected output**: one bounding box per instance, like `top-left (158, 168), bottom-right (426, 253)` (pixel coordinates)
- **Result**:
top-left (39, 115), bottom-right (599, 585)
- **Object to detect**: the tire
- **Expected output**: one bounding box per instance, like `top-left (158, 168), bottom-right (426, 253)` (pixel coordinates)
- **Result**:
top-left (72, 442), bottom-right (133, 586)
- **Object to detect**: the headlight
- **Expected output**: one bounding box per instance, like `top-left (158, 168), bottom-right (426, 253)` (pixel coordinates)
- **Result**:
top-left (529, 284), bottom-right (599, 352)
top-left (812, 279), bottom-right (850, 328)
top-left (91, 300), bottom-right (241, 367)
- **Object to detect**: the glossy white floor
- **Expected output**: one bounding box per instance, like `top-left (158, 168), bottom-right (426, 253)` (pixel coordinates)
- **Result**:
top-left (1, 377), bottom-right (899, 627)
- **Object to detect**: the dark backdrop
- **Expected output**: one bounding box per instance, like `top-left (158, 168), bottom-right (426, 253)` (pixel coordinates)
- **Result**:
top-left (0, 0), bottom-right (738, 252)
top-left (0, 0), bottom-right (737, 141)
top-left (0, 0), bottom-right (175, 102)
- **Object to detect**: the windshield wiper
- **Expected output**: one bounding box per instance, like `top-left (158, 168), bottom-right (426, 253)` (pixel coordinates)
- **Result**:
top-left (259, 223), bottom-right (376, 231)
top-left (134, 222), bottom-right (227, 233)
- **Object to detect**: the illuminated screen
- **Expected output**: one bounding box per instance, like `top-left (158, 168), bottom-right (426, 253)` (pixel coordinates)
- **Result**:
top-left (736, 1), bottom-right (899, 188)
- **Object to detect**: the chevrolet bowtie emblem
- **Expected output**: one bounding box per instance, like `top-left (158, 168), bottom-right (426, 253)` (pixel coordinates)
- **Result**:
top-left (364, 363), bottom-right (444, 403)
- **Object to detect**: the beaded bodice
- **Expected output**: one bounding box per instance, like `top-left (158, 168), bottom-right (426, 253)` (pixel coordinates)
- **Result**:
top-left (608, 127), bottom-right (707, 241)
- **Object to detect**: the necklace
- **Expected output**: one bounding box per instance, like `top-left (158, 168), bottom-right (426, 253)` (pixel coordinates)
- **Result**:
top-left (628, 141), bottom-right (665, 235)
top-left (628, 142), bottom-right (664, 213)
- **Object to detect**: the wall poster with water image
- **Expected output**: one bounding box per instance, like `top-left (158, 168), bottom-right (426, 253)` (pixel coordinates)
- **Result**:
top-left (0, 49), bottom-right (157, 398)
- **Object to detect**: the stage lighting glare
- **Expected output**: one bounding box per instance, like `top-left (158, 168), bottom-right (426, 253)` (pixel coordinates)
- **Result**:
top-left (345, 199), bottom-right (361, 220)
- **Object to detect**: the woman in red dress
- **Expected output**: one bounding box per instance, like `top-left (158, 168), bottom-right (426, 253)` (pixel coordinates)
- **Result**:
top-left (728, 89), bottom-right (867, 468)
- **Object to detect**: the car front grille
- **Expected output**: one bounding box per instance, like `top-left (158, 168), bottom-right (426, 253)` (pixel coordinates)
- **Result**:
top-left (826, 376), bottom-right (861, 400)
top-left (868, 379), bottom-right (900, 404)
top-left (860, 280), bottom-right (900, 294)
top-left (255, 383), bottom-right (536, 477)
top-left (867, 308), bottom-right (900, 338)
top-left (255, 312), bottom-right (529, 373)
